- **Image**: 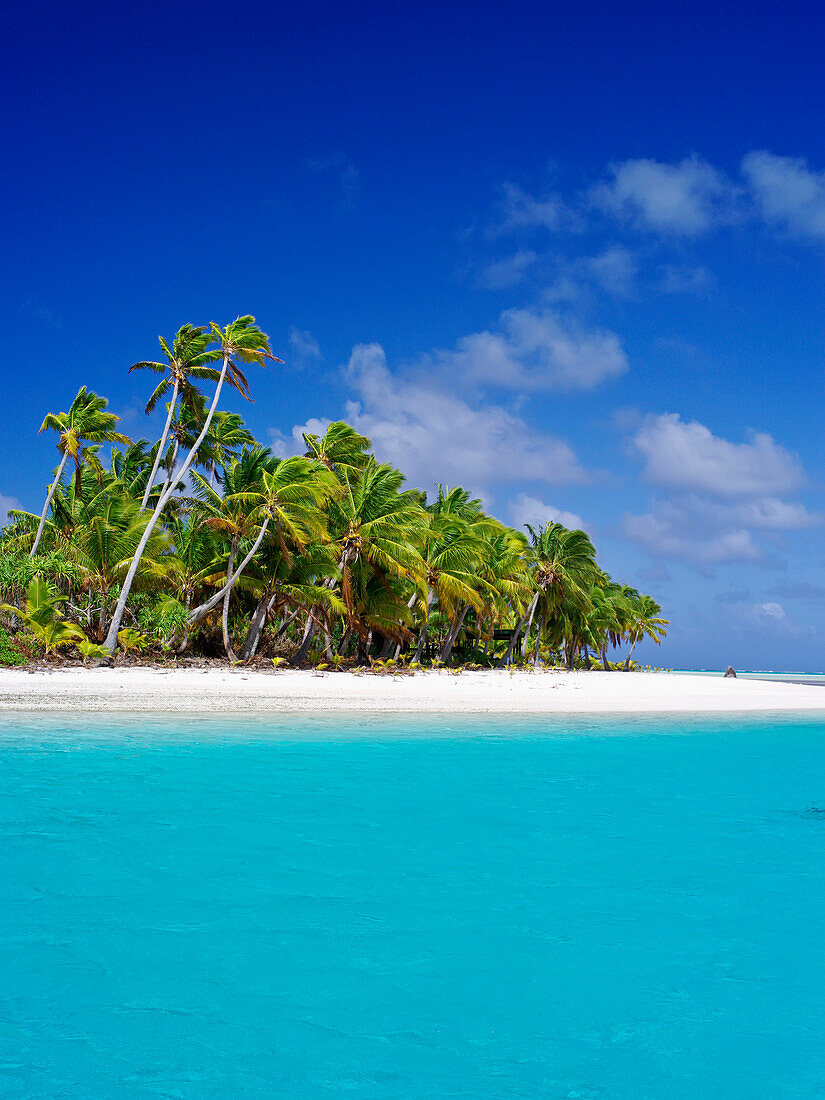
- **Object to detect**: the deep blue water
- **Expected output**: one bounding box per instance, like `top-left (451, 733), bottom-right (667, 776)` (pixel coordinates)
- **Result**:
top-left (2, 713), bottom-right (825, 1098)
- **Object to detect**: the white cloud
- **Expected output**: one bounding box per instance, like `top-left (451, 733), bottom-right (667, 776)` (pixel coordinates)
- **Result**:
top-left (496, 182), bottom-right (570, 232)
top-left (590, 155), bottom-right (734, 235)
top-left (631, 413), bottom-right (805, 499)
top-left (621, 492), bottom-right (819, 570)
top-left (545, 248), bottom-right (638, 301)
top-left (479, 250), bottom-right (537, 289)
top-left (280, 343), bottom-right (588, 498)
top-left (582, 247), bottom-right (638, 297)
top-left (621, 505), bottom-right (763, 567)
top-left (0, 493), bottom-right (21, 525)
top-left (429, 307), bottom-right (627, 393)
top-left (509, 492), bottom-right (585, 533)
top-left (755, 601), bottom-right (786, 621)
top-left (288, 327), bottom-right (322, 365)
top-left (742, 150), bottom-right (825, 240)
top-left (657, 264), bottom-right (714, 294)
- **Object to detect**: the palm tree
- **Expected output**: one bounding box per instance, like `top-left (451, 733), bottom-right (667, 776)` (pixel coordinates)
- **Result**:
top-left (187, 446), bottom-right (273, 658)
top-left (302, 420), bottom-right (371, 478)
top-left (505, 522), bottom-right (599, 667)
top-left (295, 460), bottom-right (428, 663)
top-left (109, 440), bottom-right (155, 501)
top-left (30, 387), bottom-right (130, 557)
top-left (65, 482), bottom-right (178, 639)
top-left (621, 592), bottom-right (669, 669)
top-left (103, 316), bottom-right (279, 655)
top-left (410, 513), bottom-right (485, 662)
top-left (206, 411), bottom-right (255, 486)
top-left (130, 325), bottom-right (222, 510)
top-left (186, 453), bottom-right (336, 658)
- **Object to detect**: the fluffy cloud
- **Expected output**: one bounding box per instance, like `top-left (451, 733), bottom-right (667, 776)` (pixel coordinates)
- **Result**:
top-left (590, 156), bottom-right (735, 235)
top-left (0, 493), bottom-right (21, 525)
top-left (621, 505), bottom-right (763, 567)
top-left (742, 150), bottom-right (825, 240)
top-left (277, 343), bottom-right (588, 498)
top-left (622, 415), bottom-right (816, 568)
top-left (288, 327), bottom-right (322, 365)
top-left (429, 307), bottom-right (627, 393)
top-left (508, 492), bottom-right (585, 533)
top-left (630, 413), bottom-right (805, 499)
top-left (622, 493), bottom-right (820, 564)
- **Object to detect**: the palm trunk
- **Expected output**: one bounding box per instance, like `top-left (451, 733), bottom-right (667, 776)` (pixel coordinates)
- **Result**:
top-left (338, 628), bottom-right (352, 656)
top-left (394, 591), bottom-right (420, 659)
top-left (221, 535), bottom-right (239, 661)
top-left (241, 593), bottom-right (275, 661)
top-left (159, 438), bottom-right (180, 500)
top-left (497, 596), bottom-right (536, 667)
top-left (103, 351), bottom-right (231, 654)
top-left (293, 611), bottom-right (318, 664)
top-left (272, 606), bottom-right (301, 642)
top-left (601, 645), bottom-right (610, 671)
top-left (623, 640), bottom-right (637, 671)
top-left (355, 629), bottom-right (372, 666)
top-left (140, 379), bottom-right (179, 511)
top-left (413, 588), bottom-right (435, 662)
top-left (520, 592), bottom-right (540, 657)
top-left (532, 612), bottom-right (544, 667)
top-left (440, 605), bottom-right (469, 663)
top-left (30, 452), bottom-right (68, 557)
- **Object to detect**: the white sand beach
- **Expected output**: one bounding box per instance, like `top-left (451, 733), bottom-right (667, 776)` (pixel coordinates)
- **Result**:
top-left (1, 667), bottom-right (824, 714)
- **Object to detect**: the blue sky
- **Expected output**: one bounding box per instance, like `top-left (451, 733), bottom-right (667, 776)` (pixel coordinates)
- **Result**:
top-left (4, 0), bottom-right (825, 670)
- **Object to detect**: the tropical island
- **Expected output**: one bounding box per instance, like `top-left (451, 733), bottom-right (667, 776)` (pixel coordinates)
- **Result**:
top-left (3, 315), bottom-right (824, 715)
top-left (0, 316), bottom-right (668, 675)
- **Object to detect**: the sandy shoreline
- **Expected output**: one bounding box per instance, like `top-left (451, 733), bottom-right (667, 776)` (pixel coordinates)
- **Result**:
top-left (1, 667), bottom-right (825, 714)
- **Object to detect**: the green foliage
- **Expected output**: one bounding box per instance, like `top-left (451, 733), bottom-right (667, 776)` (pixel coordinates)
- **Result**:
top-left (117, 628), bottom-right (150, 654)
top-left (138, 596), bottom-right (187, 642)
top-left (0, 627), bottom-right (28, 666)
top-left (77, 638), bottom-right (110, 664)
top-left (0, 578), bottom-right (84, 656)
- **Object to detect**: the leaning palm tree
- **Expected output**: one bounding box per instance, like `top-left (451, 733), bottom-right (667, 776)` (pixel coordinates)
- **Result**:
top-left (187, 454), bottom-right (337, 659)
top-left (186, 445), bottom-right (273, 658)
top-left (103, 316), bottom-right (279, 655)
top-left (30, 387), bottom-right (130, 557)
top-left (130, 325), bottom-right (223, 509)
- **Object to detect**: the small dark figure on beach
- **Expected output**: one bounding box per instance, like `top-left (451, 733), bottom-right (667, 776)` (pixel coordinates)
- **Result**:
top-left (724, 666), bottom-right (737, 678)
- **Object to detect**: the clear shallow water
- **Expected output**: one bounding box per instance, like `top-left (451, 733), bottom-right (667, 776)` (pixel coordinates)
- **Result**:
top-left (2, 714), bottom-right (825, 1098)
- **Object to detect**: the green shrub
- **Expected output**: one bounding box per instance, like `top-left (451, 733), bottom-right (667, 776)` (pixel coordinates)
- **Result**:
top-left (0, 627), bottom-right (28, 667)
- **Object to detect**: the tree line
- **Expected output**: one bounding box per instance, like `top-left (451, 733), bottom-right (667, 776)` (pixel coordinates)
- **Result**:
top-left (0, 316), bottom-right (667, 668)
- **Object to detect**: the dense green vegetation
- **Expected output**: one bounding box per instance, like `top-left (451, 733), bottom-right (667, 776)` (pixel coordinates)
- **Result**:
top-left (0, 317), bottom-right (667, 668)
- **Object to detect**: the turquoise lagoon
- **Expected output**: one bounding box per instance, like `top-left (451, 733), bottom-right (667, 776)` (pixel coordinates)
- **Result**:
top-left (2, 712), bottom-right (825, 1097)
